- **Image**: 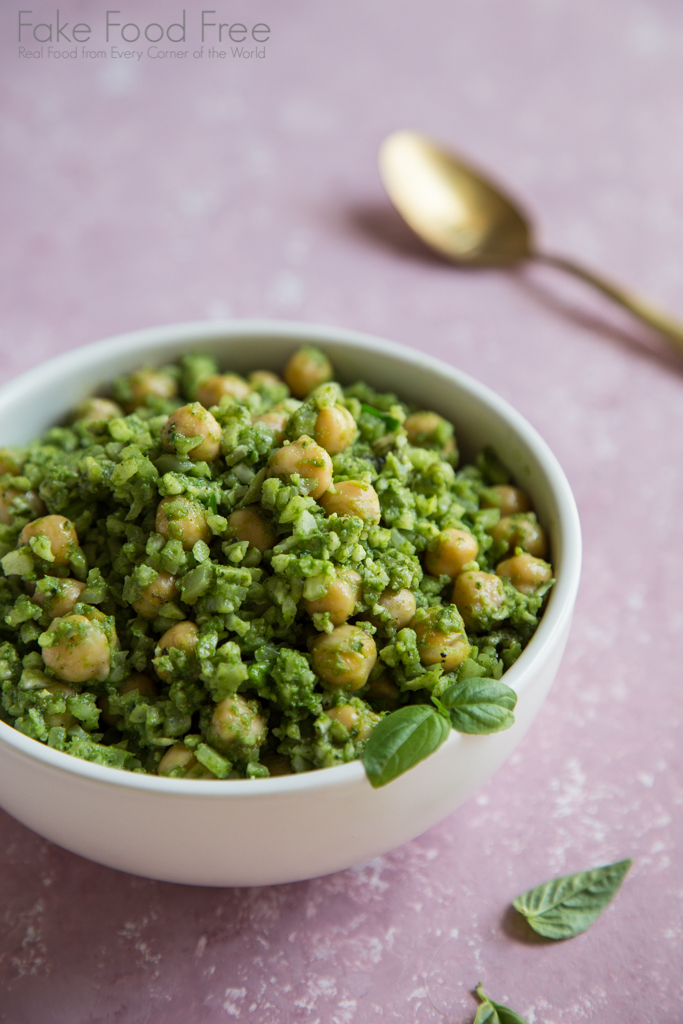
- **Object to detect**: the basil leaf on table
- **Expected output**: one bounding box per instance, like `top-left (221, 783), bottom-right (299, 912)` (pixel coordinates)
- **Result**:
top-left (440, 678), bottom-right (517, 734)
top-left (473, 983), bottom-right (529, 1024)
top-left (513, 859), bottom-right (633, 939)
top-left (363, 705), bottom-right (450, 787)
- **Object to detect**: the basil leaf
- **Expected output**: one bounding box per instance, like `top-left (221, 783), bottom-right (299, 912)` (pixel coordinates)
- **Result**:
top-left (513, 859), bottom-right (632, 939)
top-left (441, 678), bottom-right (517, 734)
top-left (360, 403), bottom-right (401, 432)
top-left (363, 705), bottom-right (450, 788)
top-left (474, 984), bottom-right (529, 1024)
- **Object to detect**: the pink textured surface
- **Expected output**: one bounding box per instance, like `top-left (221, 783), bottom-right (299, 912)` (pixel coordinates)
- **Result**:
top-left (1, 1), bottom-right (682, 1020)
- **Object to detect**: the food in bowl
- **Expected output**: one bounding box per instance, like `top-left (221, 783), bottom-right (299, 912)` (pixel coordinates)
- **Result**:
top-left (0, 346), bottom-right (554, 782)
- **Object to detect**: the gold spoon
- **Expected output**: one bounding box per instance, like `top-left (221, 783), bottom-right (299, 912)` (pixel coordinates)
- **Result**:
top-left (379, 130), bottom-right (683, 349)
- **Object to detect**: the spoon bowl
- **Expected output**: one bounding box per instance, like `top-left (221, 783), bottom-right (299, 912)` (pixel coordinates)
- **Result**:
top-left (379, 131), bottom-right (532, 266)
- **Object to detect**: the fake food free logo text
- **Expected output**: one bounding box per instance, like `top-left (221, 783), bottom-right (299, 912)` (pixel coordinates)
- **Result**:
top-left (17, 10), bottom-right (271, 61)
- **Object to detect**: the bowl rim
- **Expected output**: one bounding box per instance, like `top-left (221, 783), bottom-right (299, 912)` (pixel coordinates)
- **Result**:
top-left (0, 318), bottom-right (581, 798)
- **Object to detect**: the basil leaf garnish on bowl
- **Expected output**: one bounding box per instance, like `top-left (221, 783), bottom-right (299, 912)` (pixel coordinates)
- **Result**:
top-left (363, 679), bottom-right (519, 786)
top-left (513, 859), bottom-right (633, 939)
top-left (363, 704), bottom-right (450, 788)
top-left (440, 678), bottom-right (517, 734)
top-left (473, 983), bottom-right (530, 1024)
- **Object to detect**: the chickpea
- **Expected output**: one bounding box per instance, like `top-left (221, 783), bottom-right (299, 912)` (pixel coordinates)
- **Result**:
top-left (206, 693), bottom-right (266, 759)
top-left (123, 672), bottom-right (157, 699)
top-left (154, 620), bottom-right (199, 683)
top-left (260, 751), bottom-right (293, 776)
top-left (248, 370), bottom-right (281, 389)
top-left (425, 528), bottom-right (478, 579)
top-left (268, 435), bottom-right (333, 500)
top-left (41, 614), bottom-right (111, 684)
top-left (158, 742), bottom-right (196, 775)
top-left (372, 588), bottom-right (417, 633)
top-left (305, 568), bottom-right (361, 626)
top-left (19, 515), bottom-right (78, 565)
top-left (34, 578), bottom-right (86, 619)
top-left (162, 402), bottom-right (222, 462)
top-left (313, 405), bottom-right (357, 455)
top-left (253, 410), bottom-right (289, 445)
top-left (74, 397), bottom-right (123, 423)
top-left (404, 411), bottom-right (455, 453)
top-left (156, 620), bottom-right (199, 656)
top-left (405, 411), bottom-right (441, 443)
top-left (365, 673), bottom-right (400, 708)
top-left (411, 608), bottom-right (471, 671)
top-left (100, 672), bottom-right (158, 726)
top-left (44, 682), bottom-right (77, 730)
top-left (0, 488), bottom-right (45, 526)
top-left (156, 496), bottom-right (211, 550)
top-left (0, 490), bottom-right (15, 526)
top-left (326, 704), bottom-right (373, 741)
top-left (311, 624), bottom-right (377, 691)
top-left (284, 346), bottom-right (333, 399)
top-left (497, 553), bottom-right (552, 596)
top-left (124, 368), bottom-right (178, 412)
top-left (319, 480), bottom-right (381, 524)
top-left (452, 570), bottom-right (507, 631)
top-left (26, 491), bottom-right (46, 517)
top-left (227, 507), bottom-right (277, 554)
top-left (158, 742), bottom-right (214, 779)
top-left (482, 484), bottom-right (531, 517)
top-left (196, 374), bottom-right (251, 407)
top-left (489, 513), bottom-right (548, 559)
top-left (131, 571), bottom-right (178, 620)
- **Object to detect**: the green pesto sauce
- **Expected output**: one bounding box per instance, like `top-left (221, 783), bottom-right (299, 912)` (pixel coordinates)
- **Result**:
top-left (0, 350), bottom-right (554, 779)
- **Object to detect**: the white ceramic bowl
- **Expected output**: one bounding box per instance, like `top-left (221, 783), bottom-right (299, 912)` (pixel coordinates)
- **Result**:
top-left (0, 320), bottom-right (581, 886)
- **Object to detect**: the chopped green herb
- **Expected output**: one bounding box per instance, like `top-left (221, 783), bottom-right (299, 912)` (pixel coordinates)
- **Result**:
top-left (0, 345), bottom-right (554, 782)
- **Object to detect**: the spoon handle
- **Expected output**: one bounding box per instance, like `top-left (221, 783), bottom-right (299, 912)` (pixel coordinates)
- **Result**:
top-left (536, 252), bottom-right (683, 350)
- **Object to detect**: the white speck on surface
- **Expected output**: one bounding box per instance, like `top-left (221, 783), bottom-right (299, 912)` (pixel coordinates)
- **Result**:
top-left (626, 10), bottom-right (666, 56)
top-left (206, 298), bottom-right (232, 320)
top-left (408, 987), bottom-right (428, 1000)
top-left (267, 269), bottom-right (305, 309)
top-left (551, 758), bottom-right (587, 819)
top-left (98, 60), bottom-right (138, 95)
top-left (331, 997), bottom-right (358, 1024)
top-left (178, 189), bottom-right (214, 217)
top-left (8, 899), bottom-right (47, 979)
top-left (247, 147), bottom-right (273, 178)
top-left (280, 98), bottom-right (333, 134)
top-left (286, 229), bottom-right (311, 265)
top-left (347, 856), bottom-right (390, 897)
top-left (222, 988), bottom-right (247, 1017)
top-left (294, 976), bottom-right (337, 1010)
